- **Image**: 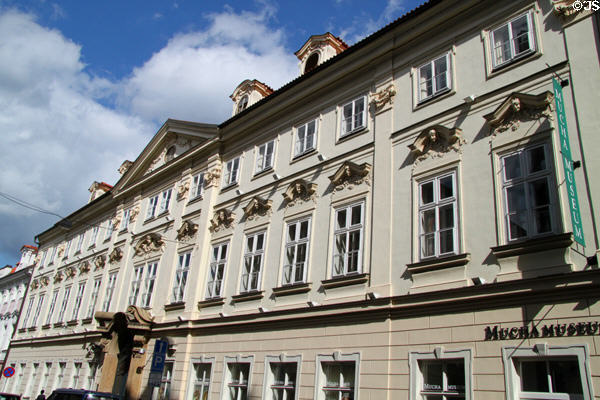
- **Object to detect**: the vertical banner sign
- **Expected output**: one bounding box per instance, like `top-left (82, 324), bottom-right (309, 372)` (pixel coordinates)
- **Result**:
top-left (552, 78), bottom-right (585, 246)
top-left (148, 339), bottom-right (168, 387)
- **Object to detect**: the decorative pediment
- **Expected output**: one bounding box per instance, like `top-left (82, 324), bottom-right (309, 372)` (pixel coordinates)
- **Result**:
top-left (204, 167), bottom-right (221, 188)
top-left (109, 247), bottom-right (123, 264)
top-left (328, 161), bottom-right (372, 191)
top-left (484, 91), bottom-right (554, 136)
top-left (371, 84), bottom-right (395, 111)
top-left (243, 196), bottom-right (273, 220)
top-left (177, 179), bottom-right (190, 201)
top-left (210, 209), bottom-right (235, 232)
top-left (283, 179), bottom-right (318, 206)
top-left (65, 266), bottom-right (77, 279)
top-left (409, 125), bottom-right (465, 164)
top-left (177, 220), bottom-right (198, 240)
top-left (94, 255), bottom-right (106, 270)
top-left (134, 233), bottom-right (165, 257)
top-left (40, 276), bottom-right (50, 287)
top-left (54, 271), bottom-right (64, 283)
top-left (79, 261), bottom-right (91, 275)
top-left (30, 279), bottom-right (40, 290)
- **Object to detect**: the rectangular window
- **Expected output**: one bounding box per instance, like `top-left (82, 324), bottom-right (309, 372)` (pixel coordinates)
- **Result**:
top-left (341, 96), bottom-right (366, 136)
top-left (265, 362), bottom-right (298, 400)
top-left (283, 218), bottom-right (311, 285)
top-left (31, 294), bottom-right (45, 327)
top-left (333, 202), bottom-right (364, 276)
top-left (50, 246), bottom-right (57, 264)
top-left (121, 208), bottom-right (131, 232)
top-left (410, 349), bottom-right (472, 400)
top-left (241, 231), bottom-right (265, 293)
top-left (159, 361), bottom-right (174, 400)
top-left (22, 296), bottom-right (34, 328)
top-left (314, 353), bottom-right (359, 400)
top-left (102, 272), bottom-right (117, 312)
top-left (295, 119), bottom-right (317, 157)
top-left (191, 362), bottom-right (211, 400)
top-left (159, 188), bottom-right (173, 214)
top-left (64, 239), bottom-right (72, 259)
top-left (71, 282), bottom-right (86, 320)
top-left (225, 363), bottom-right (250, 400)
top-left (130, 265), bottom-right (144, 306)
top-left (39, 250), bottom-right (47, 268)
top-left (172, 252), bottom-right (191, 303)
top-left (129, 262), bottom-right (158, 307)
top-left (90, 226), bottom-right (99, 247)
top-left (41, 362), bottom-right (52, 392)
top-left (46, 290), bottom-right (59, 325)
top-left (418, 53), bottom-right (450, 102)
top-left (418, 172), bottom-right (457, 259)
top-left (57, 286), bottom-right (71, 323)
top-left (206, 242), bottom-right (228, 299)
top-left (491, 12), bottom-right (535, 68)
top-left (142, 262), bottom-right (158, 307)
top-left (104, 219), bottom-right (114, 241)
top-left (223, 157), bottom-right (241, 187)
top-left (502, 345), bottom-right (592, 400)
top-left (146, 195), bottom-right (159, 220)
top-left (75, 233), bottom-right (85, 253)
top-left (87, 278), bottom-right (102, 319)
top-left (87, 362), bottom-right (99, 390)
top-left (501, 144), bottom-right (555, 242)
top-left (72, 362), bottom-right (82, 388)
top-left (255, 140), bottom-right (275, 174)
top-left (56, 362), bottom-right (66, 389)
top-left (191, 173), bottom-right (204, 199)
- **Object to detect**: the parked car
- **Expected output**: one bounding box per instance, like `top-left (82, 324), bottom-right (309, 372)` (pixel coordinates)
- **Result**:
top-left (0, 393), bottom-right (21, 400)
top-left (46, 389), bottom-right (119, 400)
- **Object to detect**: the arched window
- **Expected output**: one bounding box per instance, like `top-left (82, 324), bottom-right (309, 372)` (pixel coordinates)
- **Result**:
top-left (237, 95), bottom-right (249, 114)
top-left (165, 145), bottom-right (176, 162)
top-left (304, 53), bottom-right (319, 73)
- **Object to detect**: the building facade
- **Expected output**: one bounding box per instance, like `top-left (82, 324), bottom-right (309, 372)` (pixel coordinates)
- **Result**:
top-left (3, 1), bottom-right (600, 399)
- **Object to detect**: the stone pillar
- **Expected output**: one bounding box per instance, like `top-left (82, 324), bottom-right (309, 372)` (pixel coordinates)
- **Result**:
top-left (125, 336), bottom-right (149, 400)
top-left (97, 334), bottom-right (120, 393)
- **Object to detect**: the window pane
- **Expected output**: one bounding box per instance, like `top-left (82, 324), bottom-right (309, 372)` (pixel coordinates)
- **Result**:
top-left (439, 176), bottom-right (453, 199)
top-left (520, 360), bottom-right (549, 392)
top-left (534, 207), bottom-right (552, 234)
top-left (529, 178), bottom-right (549, 207)
top-left (503, 154), bottom-right (522, 181)
top-left (511, 15), bottom-right (530, 55)
top-left (422, 210), bottom-right (436, 234)
top-left (550, 360), bottom-right (583, 394)
top-left (337, 209), bottom-right (347, 229)
top-left (299, 220), bottom-right (309, 239)
top-left (421, 181), bottom-right (434, 205)
top-left (439, 205), bottom-right (454, 230)
top-left (288, 224), bottom-right (296, 242)
top-left (493, 24), bottom-right (510, 65)
top-left (423, 361), bottom-right (443, 391)
top-left (420, 64), bottom-right (433, 98)
top-left (439, 229), bottom-right (454, 254)
top-left (506, 184), bottom-right (526, 212)
top-left (509, 212), bottom-right (528, 239)
top-left (351, 205), bottom-right (362, 225)
top-left (421, 233), bottom-right (435, 258)
top-left (446, 361), bottom-right (465, 391)
top-left (528, 146), bottom-right (547, 173)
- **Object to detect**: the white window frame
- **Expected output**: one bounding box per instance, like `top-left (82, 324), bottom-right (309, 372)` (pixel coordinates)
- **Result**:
top-left (104, 219), bottom-right (114, 241)
top-left (158, 188), bottom-right (173, 215)
top-left (172, 252), bottom-right (191, 303)
top-left (130, 261), bottom-right (158, 308)
top-left (262, 355), bottom-right (301, 400)
top-left (31, 293), bottom-right (45, 327)
top-left (86, 278), bottom-right (101, 319)
top-left (191, 173), bottom-right (204, 200)
top-left (86, 362), bottom-right (99, 390)
top-left (417, 53), bottom-right (451, 102)
top-left (89, 226), bottom-right (99, 248)
top-left (64, 239), bottom-right (72, 259)
top-left (255, 140), bottom-right (276, 175)
top-left (75, 233), bottom-right (85, 253)
top-left (159, 361), bottom-right (174, 400)
top-left (46, 289), bottom-right (59, 325)
top-left (221, 355), bottom-right (254, 400)
top-left (57, 286), bottom-right (72, 323)
top-left (120, 209), bottom-right (131, 232)
top-left (490, 11), bottom-right (536, 69)
top-left (282, 217), bottom-right (311, 286)
top-left (146, 194), bottom-right (159, 220)
top-left (206, 242), bottom-right (228, 299)
top-left (340, 96), bottom-right (366, 137)
top-left (71, 281), bottom-right (86, 320)
top-left (49, 246), bottom-right (57, 264)
top-left (502, 344), bottom-right (593, 400)
top-left (314, 352), bottom-right (360, 400)
top-left (294, 119), bottom-right (318, 157)
top-left (499, 143), bottom-right (556, 242)
top-left (39, 250), bottom-right (47, 268)
top-left (22, 296), bottom-right (34, 328)
top-left (72, 362), bottom-right (82, 388)
top-left (223, 157), bottom-right (241, 188)
top-left (186, 357), bottom-right (214, 400)
top-left (240, 231), bottom-right (266, 293)
top-left (102, 272), bottom-right (117, 312)
top-left (332, 201), bottom-right (365, 277)
top-left (409, 348), bottom-right (472, 400)
top-left (417, 171), bottom-right (458, 260)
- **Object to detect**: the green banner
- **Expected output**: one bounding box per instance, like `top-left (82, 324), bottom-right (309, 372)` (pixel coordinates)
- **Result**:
top-left (553, 78), bottom-right (585, 246)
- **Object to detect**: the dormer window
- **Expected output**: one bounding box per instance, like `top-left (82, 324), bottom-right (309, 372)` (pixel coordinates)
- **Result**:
top-left (230, 80), bottom-right (273, 117)
top-left (165, 145), bottom-right (176, 162)
top-left (304, 53), bottom-right (319, 74)
top-left (237, 95), bottom-right (249, 114)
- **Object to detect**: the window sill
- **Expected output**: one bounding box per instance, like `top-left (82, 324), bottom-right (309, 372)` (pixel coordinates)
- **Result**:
top-left (81, 317), bottom-right (93, 325)
top-left (272, 282), bottom-right (311, 297)
top-left (27, 327), bottom-right (37, 332)
top-left (87, 245), bottom-right (95, 250)
top-left (198, 297), bottom-right (225, 309)
top-left (18, 328), bottom-right (26, 333)
top-left (53, 322), bottom-right (65, 328)
top-left (42, 324), bottom-right (51, 330)
top-left (187, 195), bottom-right (203, 206)
top-left (491, 232), bottom-right (573, 259)
top-left (291, 148), bottom-right (317, 164)
top-left (67, 319), bottom-right (78, 326)
top-left (487, 50), bottom-right (540, 79)
top-left (338, 126), bottom-right (367, 143)
top-left (253, 166), bottom-right (273, 179)
top-left (232, 291), bottom-right (264, 303)
top-left (415, 87), bottom-right (453, 110)
top-left (164, 302), bottom-right (185, 311)
top-left (321, 273), bottom-right (369, 289)
top-left (407, 253), bottom-right (471, 274)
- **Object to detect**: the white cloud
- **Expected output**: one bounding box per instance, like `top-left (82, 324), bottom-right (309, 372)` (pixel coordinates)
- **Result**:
top-left (338, 0), bottom-right (405, 44)
top-left (119, 5), bottom-right (298, 124)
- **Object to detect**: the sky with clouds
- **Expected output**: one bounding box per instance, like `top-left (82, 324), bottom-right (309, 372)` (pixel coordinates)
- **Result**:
top-left (0, 0), bottom-right (424, 267)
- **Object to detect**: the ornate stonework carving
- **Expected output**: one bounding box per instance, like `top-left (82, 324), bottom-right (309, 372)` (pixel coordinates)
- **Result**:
top-left (484, 91), bottom-right (554, 137)
top-left (177, 179), bottom-right (190, 201)
top-left (243, 196), bottom-right (273, 220)
top-left (109, 247), bottom-right (123, 264)
top-left (118, 160), bottom-right (133, 175)
top-left (210, 209), bottom-right (235, 232)
top-left (94, 255), bottom-right (106, 270)
top-left (129, 205), bottom-right (140, 223)
top-left (204, 167), bottom-right (222, 188)
top-left (54, 271), bottom-right (64, 283)
top-left (30, 279), bottom-right (39, 290)
top-left (553, 0), bottom-right (589, 17)
top-left (283, 179), bottom-right (318, 207)
top-left (112, 215), bottom-right (121, 230)
top-left (328, 161), bottom-right (372, 191)
top-left (146, 148), bottom-right (167, 175)
top-left (65, 266), bottom-right (77, 279)
top-left (409, 125), bottom-right (465, 164)
top-left (126, 305), bottom-right (155, 325)
top-left (40, 276), bottom-right (49, 287)
top-left (134, 233), bottom-right (164, 257)
top-left (57, 244), bottom-right (65, 258)
top-left (79, 261), bottom-right (91, 275)
top-left (177, 220), bottom-right (199, 241)
top-left (371, 84), bottom-right (396, 111)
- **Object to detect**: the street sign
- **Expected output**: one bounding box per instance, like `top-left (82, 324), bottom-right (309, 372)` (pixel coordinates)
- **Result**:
top-left (3, 366), bottom-right (15, 378)
top-left (150, 339), bottom-right (168, 374)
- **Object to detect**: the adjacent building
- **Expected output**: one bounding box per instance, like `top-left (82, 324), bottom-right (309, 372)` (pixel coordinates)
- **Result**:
top-left (3, 1), bottom-right (600, 399)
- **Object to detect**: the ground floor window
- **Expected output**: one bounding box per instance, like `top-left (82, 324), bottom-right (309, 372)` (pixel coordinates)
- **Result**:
top-left (158, 361), bottom-right (174, 400)
top-left (410, 349), bottom-right (472, 400)
top-left (263, 355), bottom-right (301, 400)
top-left (190, 361), bottom-right (212, 400)
top-left (502, 344), bottom-right (593, 400)
top-left (315, 353), bottom-right (359, 400)
top-left (222, 356), bottom-right (253, 400)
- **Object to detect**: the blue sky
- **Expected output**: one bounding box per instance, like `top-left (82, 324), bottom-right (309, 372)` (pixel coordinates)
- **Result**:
top-left (0, 0), bottom-right (424, 267)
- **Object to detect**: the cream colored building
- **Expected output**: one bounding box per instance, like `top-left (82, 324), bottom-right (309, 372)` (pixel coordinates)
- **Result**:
top-left (4, 0), bottom-right (600, 399)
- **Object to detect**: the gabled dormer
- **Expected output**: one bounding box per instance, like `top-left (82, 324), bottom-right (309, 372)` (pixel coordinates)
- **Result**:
top-left (230, 79), bottom-right (274, 117)
top-left (88, 181), bottom-right (112, 203)
top-left (295, 33), bottom-right (348, 75)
